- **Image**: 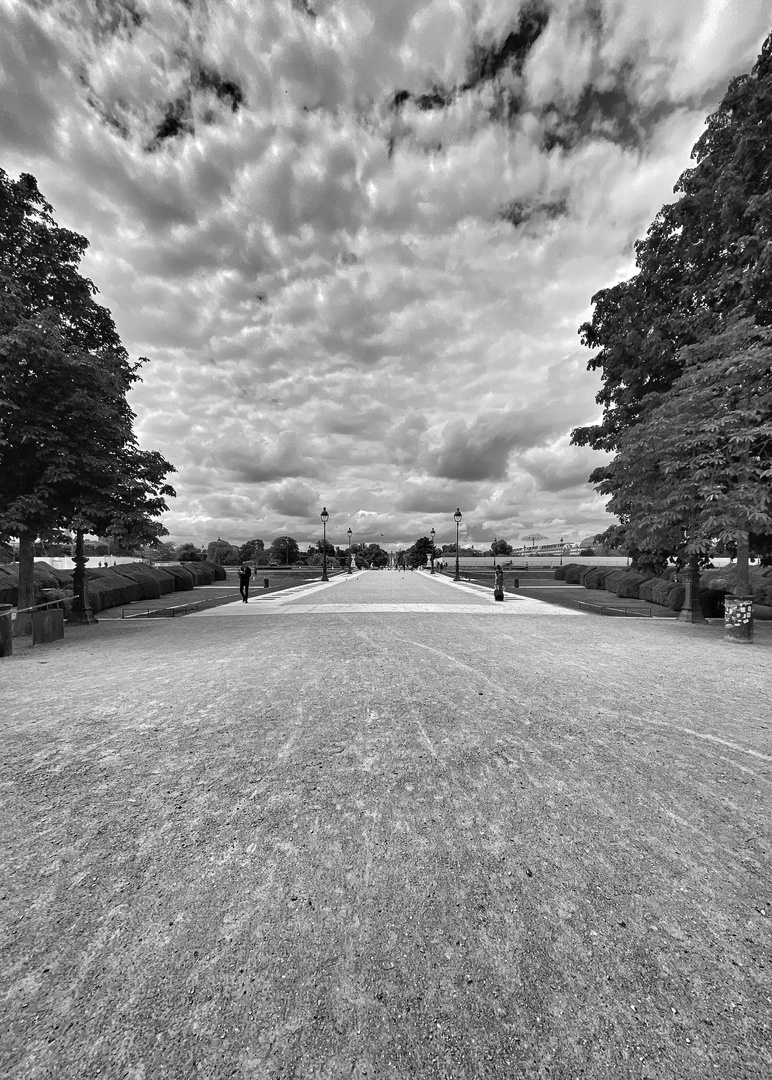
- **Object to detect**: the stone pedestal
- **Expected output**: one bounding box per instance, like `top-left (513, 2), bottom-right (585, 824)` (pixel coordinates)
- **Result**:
top-left (724, 595), bottom-right (754, 644)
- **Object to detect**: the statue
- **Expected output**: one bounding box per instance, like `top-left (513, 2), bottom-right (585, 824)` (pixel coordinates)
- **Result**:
top-left (494, 564), bottom-right (504, 602)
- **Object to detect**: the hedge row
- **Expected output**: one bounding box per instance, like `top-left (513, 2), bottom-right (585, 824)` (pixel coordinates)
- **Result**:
top-left (0, 560), bottom-right (225, 610)
top-left (557, 562), bottom-right (772, 616)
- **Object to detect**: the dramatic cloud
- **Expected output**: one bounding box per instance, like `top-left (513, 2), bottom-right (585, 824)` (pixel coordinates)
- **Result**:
top-left (2, 0), bottom-right (769, 550)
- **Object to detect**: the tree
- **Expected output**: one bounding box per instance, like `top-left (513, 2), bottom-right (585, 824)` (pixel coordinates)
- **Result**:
top-left (0, 170), bottom-right (175, 630)
top-left (151, 541), bottom-right (177, 561)
top-left (573, 34), bottom-right (772, 463)
top-left (238, 538), bottom-right (264, 562)
top-left (404, 535), bottom-right (435, 569)
top-left (571, 35), bottom-right (772, 581)
top-left (594, 318), bottom-right (772, 587)
top-left (491, 539), bottom-right (512, 555)
top-left (207, 539), bottom-right (240, 565)
top-left (176, 543), bottom-right (202, 562)
top-left (268, 536), bottom-right (300, 565)
top-left (362, 543), bottom-right (388, 567)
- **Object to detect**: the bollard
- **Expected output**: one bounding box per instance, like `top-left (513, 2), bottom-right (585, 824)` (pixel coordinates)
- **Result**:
top-left (0, 604), bottom-right (13, 657)
top-left (263, 577), bottom-right (269, 589)
top-left (724, 594), bottom-right (754, 644)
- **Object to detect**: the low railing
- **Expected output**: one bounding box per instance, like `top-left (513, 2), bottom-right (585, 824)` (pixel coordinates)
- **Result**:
top-left (14, 598), bottom-right (66, 616)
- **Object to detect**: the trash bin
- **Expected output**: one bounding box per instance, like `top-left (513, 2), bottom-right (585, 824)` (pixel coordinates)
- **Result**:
top-left (513, 577), bottom-right (519, 589)
top-left (263, 578), bottom-right (269, 589)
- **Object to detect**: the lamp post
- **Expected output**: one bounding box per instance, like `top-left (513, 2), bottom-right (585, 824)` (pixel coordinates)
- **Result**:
top-left (320, 507), bottom-right (329, 581)
top-left (453, 508), bottom-right (462, 581)
top-left (560, 536), bottom-right (564, 566)
top-left (347, 527), bottom-right (353, 574)
top-left (430, 528), bottom-right (436, 574)
top-left (493, 536), bottom-right (497, 572)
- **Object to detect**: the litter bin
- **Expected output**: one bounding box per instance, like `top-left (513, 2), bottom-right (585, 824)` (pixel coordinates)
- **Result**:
top-left (513, 577), bottom-right (519, 589)
top-left (263, 577), bottom-right (270, 589)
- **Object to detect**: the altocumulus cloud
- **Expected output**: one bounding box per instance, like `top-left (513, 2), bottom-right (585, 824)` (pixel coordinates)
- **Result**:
top-left (1, 0), bottom-right (769, 548)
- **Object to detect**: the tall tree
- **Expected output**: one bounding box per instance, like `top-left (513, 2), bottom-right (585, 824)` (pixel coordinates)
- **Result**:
top-left (0, 170), bottom-right (175, 630)
top-left (571, 34), bottom-right (772, 570)
top-left (269, 536), bottom-right (300, 564)
top-left (573, 34), bottom-right (772, 457)
top-left (594, 318), bottom-right (772, 588)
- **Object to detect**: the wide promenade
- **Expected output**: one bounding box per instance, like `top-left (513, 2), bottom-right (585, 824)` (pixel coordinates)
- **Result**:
top-left (2, 570), bottom-right (771, 1079)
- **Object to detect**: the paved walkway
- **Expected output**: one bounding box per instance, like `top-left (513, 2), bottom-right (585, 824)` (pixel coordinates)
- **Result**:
top-left (2, 570), bottom-right (771, 1080)
top-left (197, 569), bottom-right (583, 617)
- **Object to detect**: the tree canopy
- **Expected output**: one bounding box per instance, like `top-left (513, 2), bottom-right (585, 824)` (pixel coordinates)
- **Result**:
top-left (571, 34), bottom-right (772, 567)
top-left (269, 536), bottom-right (300, 564)
top-left (0, 168), bottom-right (175, 624)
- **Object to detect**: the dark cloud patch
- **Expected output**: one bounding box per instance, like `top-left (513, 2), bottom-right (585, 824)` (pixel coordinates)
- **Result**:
top-left (540, 65), bottom-right (675, 153)
top-left (396, 486), bottom-right (463, 513)
top-left (153, 96), bottom-right (194, 144)
top-left (291, 0), bottom-right (317, 20)
top-left (145, 64), bottom-right (244, 149)
top-left (195, 65), bottom-right (244, 113)
top-left (467, 1), bottom-right (550, 86)
top-left (500, 198), bottom-right (568, 227)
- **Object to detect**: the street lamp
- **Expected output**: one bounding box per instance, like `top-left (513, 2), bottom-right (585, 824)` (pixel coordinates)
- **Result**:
top-left (430, 527), bottom-right (436, 574)
top-left (347, 527), bottom-right (353, 574)
top-left (453, 508), bottom-right (462, 581)
top-left (493, 535), bottom-right (497, 572)
top-left (560, 536), bottom-right (564, 566)
top-left (320, 507), bottom-right (329, 581)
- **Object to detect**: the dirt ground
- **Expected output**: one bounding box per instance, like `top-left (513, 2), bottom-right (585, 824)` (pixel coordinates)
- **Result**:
top-left (2, 571), bottom-right (770, 1079)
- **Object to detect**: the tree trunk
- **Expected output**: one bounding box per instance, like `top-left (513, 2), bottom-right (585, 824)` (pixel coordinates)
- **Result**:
top-left (14, 529), bottom-right (36, 637)
top-left (735, 520), bottom-right (750, 595)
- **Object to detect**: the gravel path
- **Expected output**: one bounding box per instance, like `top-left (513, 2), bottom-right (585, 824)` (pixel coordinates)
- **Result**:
top-left (2, 570), bottom-right (771, 1079)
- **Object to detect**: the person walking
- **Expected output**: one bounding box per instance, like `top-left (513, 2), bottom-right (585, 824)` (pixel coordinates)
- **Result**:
top-left (238, 562), bottom-right (252, 603)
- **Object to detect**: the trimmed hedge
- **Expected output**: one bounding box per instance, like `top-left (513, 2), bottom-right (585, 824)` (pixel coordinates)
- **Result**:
top-left (86, 568), bottom-right (143, 611)
top-left (563, 563), bottom-right (584, 584)
top-left (202, 560), bottom-right (226, 581)
top-left (181, 562), bottom-right (209, 586)
top-left (553, 565), bottom-right (567, 581)
top-left (115, 563), bottom-right (170, 598)
top-left (582, 566), bottom-right (614, 590)
top-left (613, 571), bottom-right (652, 599)
top-left (162, 564), bottom-right (196, 591)
top-left (667, 584), bottom-right (685, 611)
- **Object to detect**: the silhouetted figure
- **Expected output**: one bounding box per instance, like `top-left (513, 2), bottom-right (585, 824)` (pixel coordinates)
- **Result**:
top-left (238, 563), bottom-right (251, 603)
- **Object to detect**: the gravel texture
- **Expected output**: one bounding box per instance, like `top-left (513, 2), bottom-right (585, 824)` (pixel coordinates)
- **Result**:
top-left (2, 570), bottom-right (771, 1079)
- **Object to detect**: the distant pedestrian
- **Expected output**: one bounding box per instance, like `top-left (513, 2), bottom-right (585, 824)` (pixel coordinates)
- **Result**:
top-left (238, 562), bottom-right (251, 603)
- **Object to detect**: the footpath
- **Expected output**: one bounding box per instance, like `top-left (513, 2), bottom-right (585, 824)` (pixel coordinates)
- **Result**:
top-left (2, 569), bottom-right (770, 1080)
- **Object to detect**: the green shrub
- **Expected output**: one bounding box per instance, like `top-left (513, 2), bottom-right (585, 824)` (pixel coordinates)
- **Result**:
top-left (614, 572), bottom-right (651, 599)
top-left (163, 564), bottom-right (196, 591)
top-left (87, 568), bottom-right (142, 608)
top-left (182, 562), bottom-right (207, 586)
top-left (601, 569), bottom-right (626, 593)
top-left (649, 579), bottom-right (677, 606)
top-left (563, 563), bottom-right (583, 584)
top-left (0, 567), bottom-right (17, 605)
top-left (201, 560), bottom-right (226, 581)
top-left (667, 584), bottom-right (685, 611)
top-left (31, 562), bottom-right (61, 589)
top-left (115, 563), bottom-right (162, 599)
top-left (553, 565), bottom-right (567, 580)
top-left (582, 566), bottom-right (613, 590)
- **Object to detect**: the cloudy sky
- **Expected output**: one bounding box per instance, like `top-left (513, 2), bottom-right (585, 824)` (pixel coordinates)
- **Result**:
top-left (1, 1), bottom-right (769, 552)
